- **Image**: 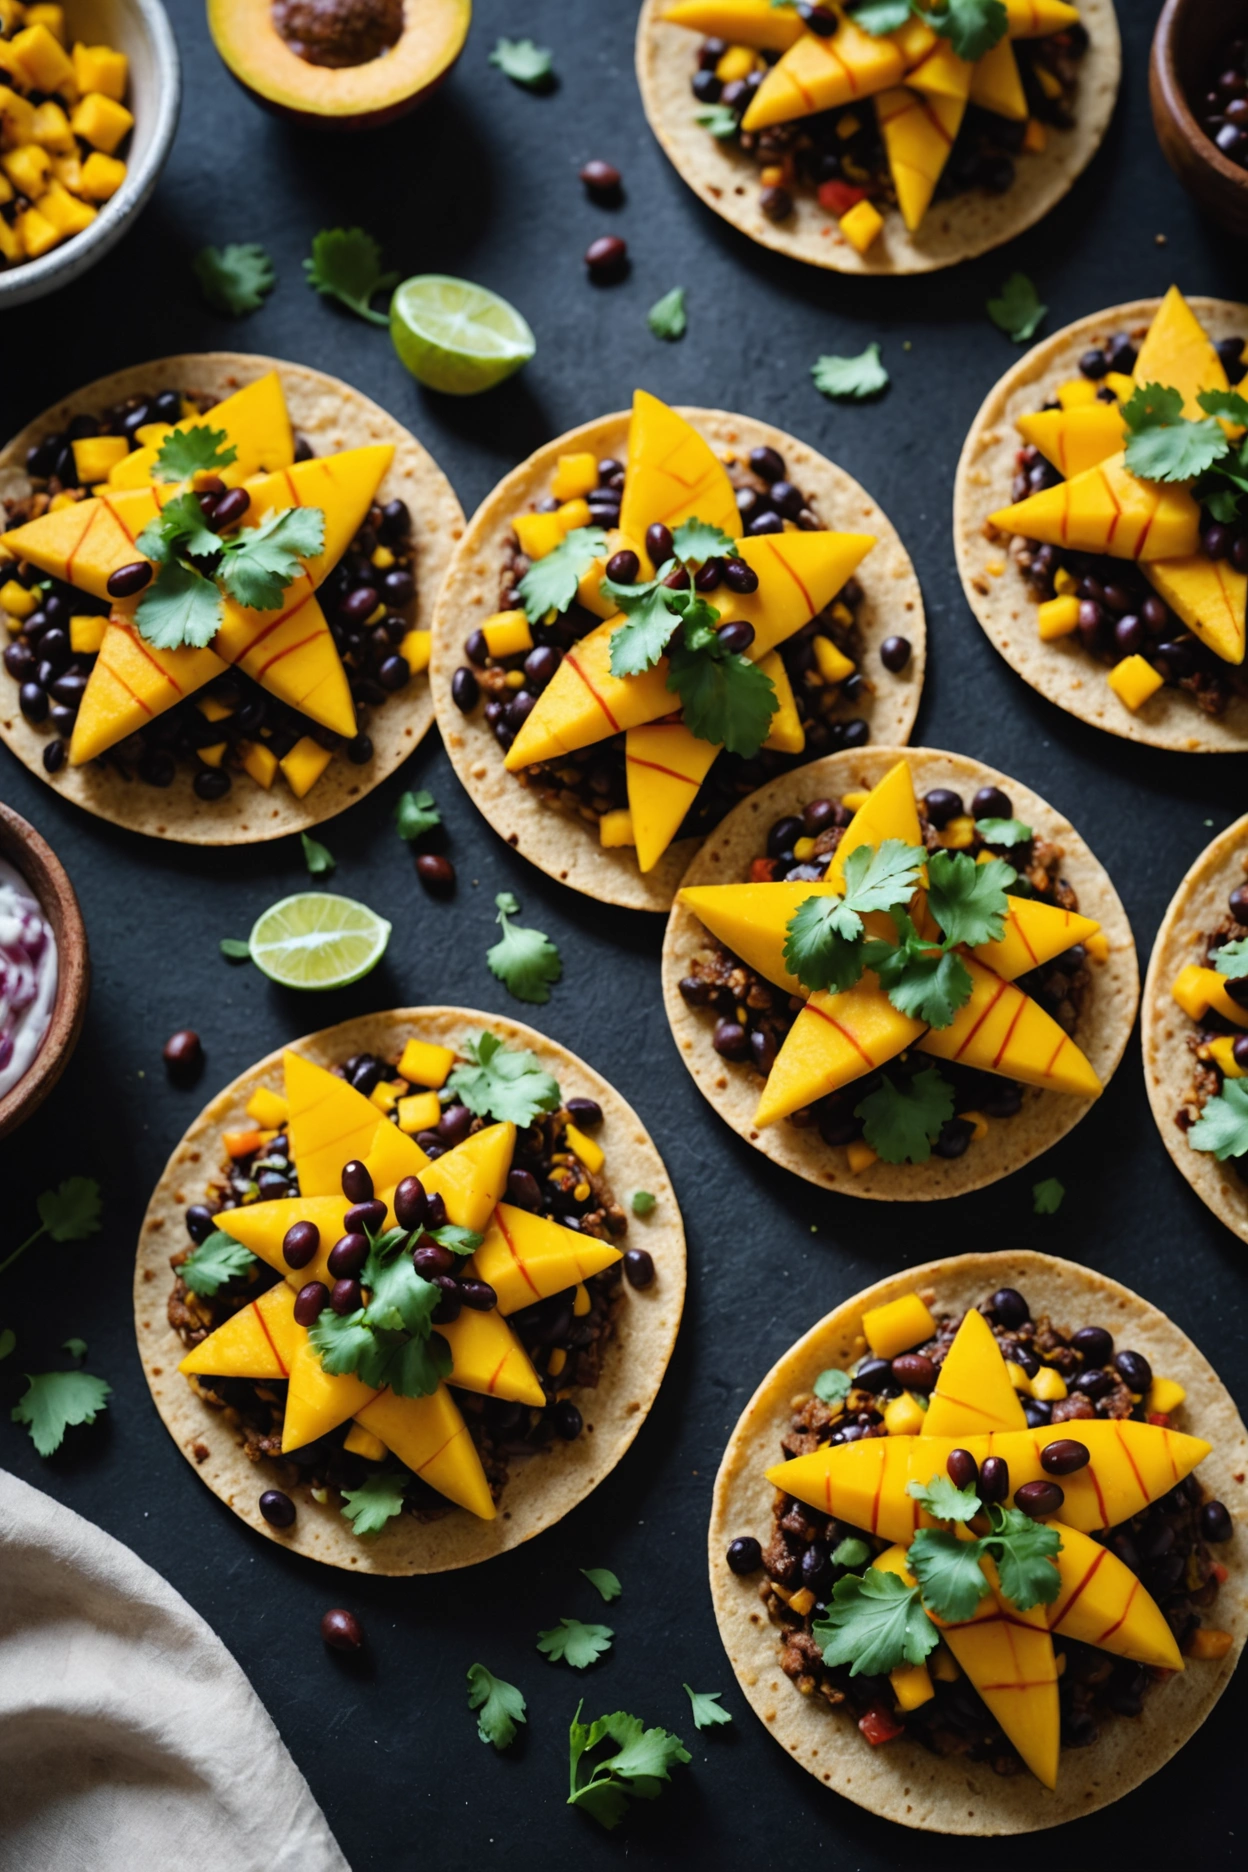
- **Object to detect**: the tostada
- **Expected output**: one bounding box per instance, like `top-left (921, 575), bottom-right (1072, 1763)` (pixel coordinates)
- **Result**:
top-left (0, 354), bottom-right (464, 842)
top-left (710, 1251), bottom-right (1246, 1832)
top-left (663, 747), bottom-right (1137, 1197)
top-left (956, 288), bottom-right (1248, 752)
top-left (1142, 813), bottom-right (1248, 1244)
top-left (636, 1), bottom-right (1119, 274)
top-left (135, 1009), bottom-right (685, 1574)
top-left (431, 390), bottom-right (924, 912)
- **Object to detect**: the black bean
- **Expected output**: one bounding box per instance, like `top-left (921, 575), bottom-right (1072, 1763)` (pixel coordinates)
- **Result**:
top-left (377, 653), bottom-right (409, 693)
top-left (553, 1400), bottom-right (583, 1440)
top-left (921, 788), bottom-right (963, 831)
top-left (979, 1456), bottom-right (1009, 1504)
top-left (1201, 1500), bottom-right (1234, 1542)
top-left (1113, 615), bottom-right (1145, 657)
top-left (891, 1352), bottom-right (936, 1392)
top-left (1073, 1367), bottom-right (1114, 1399)
top-left (451, 667), bottom-right (480, 713)
top-left (800, 1541), bottom-right (832, 1592)
top-left (748, 445), bottom-right (785, 483)
top-left (339, 586), bottom-right (379, 625)
top-left (294, 1281), bottom-right (329, 1326)
top-left (769, 479), bottom-right (804, 520)
top-left (506, 1167), bottom-right (542, 1211)
top-left (695, 557), bottom-right (723, 592)
top-left (947, 1448), bottom-right (978, 1491)
top-left (259, 1489), bottom-right (296, 1529)
top-left (726, 1534), bottom-right (763, 1577)
top-left (566, 1096), bottom-right (603, 1131)
top-left (212, 487), bottom-right (251, 532)
top-left (748, 510), bottom-right (784, 535)
top-left (383, 567), bottom-right (415, 607)
top-left (1234, 1034), bottom-right (1248, 1071)
top-left (416, 853), bottom-right (455, 894)
top-left (1204, 522), bottom-right (1233, 561)
top-left (624, 1247), bottom-right (655, 1289)
top-left (138, 750), bottom-right (176, 788)
top-left (437, 1101), bottom-right (474, 1146)
top-left (972, 785), bottom-right (1012, 821)
top-left (580, 158), bottom-right (621, 193)
top-left (1041, 1438), bottom-right (1090, 1475)
top-left (1071, 1324), bottom-right (1113, 1364)
top-left (645, 523), bottom-right (674, 567)
top-left (1011, 1345), bottom-right (1040, 1380)
top-left (19, 682), bottom-right (48, 723)
top-left (718, 620), bottom-right (755, 656)
top-left (459, 1278), bottom-right (497, 1312)
top-left (991, 1287), bottom-right (1029, 1329)
top-left (524, 644), bottom-right (561, 687)
top-left (1114, 1348), bottom-right (1152, 1392)
top-left (1107, 335), bottom-right (1137, 373)
top-left (507, 690), bottom-right (536, 730)
top-left (1023, 1399), bottom-right (1053, 1428)
top-left (321, 1608), bottom-right (364, 1652)
top-left (605, 548), bottom-right (640, 585)
top-left (414, 1242), bottom-right (455, 1279)
top-left (712, 1020), bottom-right (748, 1059)
top-left (933, 1119), bottom-right (970, 1159)
top-left (749, 1028), bottom-right (776, 1074)
top-left (37, 628), bottom-right (69, 673)
top-left (692, 68), bottom-right (722, 102)
top-left (585, 235), bottom-right (627, 278)
top-left (1016, 1479), bottom-right (1064, 1519)
top-left (393, 1176), bottom-right (427, 1231)
top-left (425, 1193), bottom-right (447, 1230)
top-left (723, 557), bottom-right (758, 594)
top-left (330, 1277), bottom-right (362, 1315)
top-left (379, 499), bottom-right (411, 545)
top-left (185, 1203), bottom-right (217, 1244)
top-left (464, 628), bottom-right (489, 667)
top-left (343, 1200), bottom-right (387, 1238)
top-left (1079, 348), bottom-right (1109, 380)
top-left (767, 814), bottom-right (803, 856)
top-left (880, 634), bottom-right (911, 672)
top-left (341, 1160), bottom-right (374, 1203)
top-left (195, 764), bottom-right (231, 803)
top-left (1156, 637), bottom-right (1196, 679)
top-left (3, 640), bottom-right (33, 680)
top-left (283, 1221), bottom-right (320, 1269)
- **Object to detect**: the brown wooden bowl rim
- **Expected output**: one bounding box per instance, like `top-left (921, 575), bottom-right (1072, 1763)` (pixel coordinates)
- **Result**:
top-left (1151, 0), bottom-right (1248, 197)
top-left (0, 803), bottom-right (89, 1137)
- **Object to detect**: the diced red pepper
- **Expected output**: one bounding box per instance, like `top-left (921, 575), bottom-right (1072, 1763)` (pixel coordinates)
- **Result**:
top-left (858, 1703), bottom-right (905, 1746)
top-left (1148, 1412), bottom-right (1170, 1426)
top-left (1212, 1560), bottom-right (1229, 1584)
top-left (817, 180), bottom-right (868, 216)
top-left (750, 857), bottom-right (778, 883)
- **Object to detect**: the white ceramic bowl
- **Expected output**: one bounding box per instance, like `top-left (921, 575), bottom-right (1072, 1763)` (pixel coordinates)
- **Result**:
top-left (0, 0), bottom-right (180, 308)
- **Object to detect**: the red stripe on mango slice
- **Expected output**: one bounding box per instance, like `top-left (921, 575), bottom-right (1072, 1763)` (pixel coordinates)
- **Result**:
top-left (355, 1385), bottom-right (496, 1519)
top-left (213, 586), bottom-right (356, 738)
top-left (1015, 405), bottom-right (1127, 478)
top-left (415, 1121), bottom-right (515, 1232)
top-left (714, 528), bottom-right (877, 660)
top-left (282, 1331), bottom-right (380, 1452)
top-left (1145, 554), bottom-right (1246, 665)
top-left (242, 445), bottom-right (394, 591)
top-left (754, 980), bottom-right (925, 1126)
top-left (438, 1304), bottom-right (544, 1406)
top-left (934, 1555), bottom-right (1060, 1789)
top-left (663, 1), bottom-right (806, 52)
top-left (1047, 1524), bottom-right (1182, 1670)
top-left (69, 616), bottom-right (225, 763)
top-left (626, 721), bottom-right (719, 872)
top-left (969, 36), bottom-right (1027, 118)
top-left (917, 955), bottom-right (1102, 1098)
top-left (876, 87), bottom-right (965, 232)
top-left (972, 897), bottom-right (1101, 982)
top-left (826, 758), bottom-right (923, 890)
top-left (474, 1201), bottom-right (623, 1314)
top-left (178, 1281), bottom-right (297, 1380)
top-left (1, 484), bottom-right (171, 597)
top-left (990, 451), bottom-right (1201, 562)
top-left (211, 1194), bottom-right (374, 1291)
top-left (742, 16), bottom-right (905, 132)
top-left (678, 878), bottom-right (842, 995)
top-left (504, 615), bottom-right (674, 768)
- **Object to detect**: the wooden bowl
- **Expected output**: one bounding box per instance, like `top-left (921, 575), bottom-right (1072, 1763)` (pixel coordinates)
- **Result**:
top-left (1151, 0), bottom-right (1248, 239)
top-left (0, 805), bottom-right (89, 1138)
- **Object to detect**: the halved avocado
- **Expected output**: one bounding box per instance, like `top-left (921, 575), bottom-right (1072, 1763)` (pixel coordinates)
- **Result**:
top-left (207, 0), bottom-right (471, 130)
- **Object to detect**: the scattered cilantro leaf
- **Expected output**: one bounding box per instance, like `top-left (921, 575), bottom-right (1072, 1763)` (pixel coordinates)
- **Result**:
top-left (908, 1528), bottom-right (993, 1622)
top-left (192, 243), bottom-right (276, 317)
top-left (0, 1328), bottom-right (15, 1362)
top-left (447, 1031), bottom-right (562, 1127)
top-left (301, 832), bottom-right (335, 877)
top-left (180, 1230), bottom-right (256, 1297)
top-left (672, 519), bottom-right (735, 563)
top-left (152, 425), bottom-right (238, 484)
top-left (582, 1567), bottom-right (622, 1603)
top-left (987, 272), bottom-right (1047, 344)
top-left (1213, 937), bottom-right (1248, 978)
top-left (927, 849), bottom-right (1015, 948)
top-left (648, 287), bottom-right (687, 342)
top-left (855, 1068), bottom-right (955, 1164)
top-left (487, 892), bottom-right (562, 1005)
top-left (1033, 1176), bottom-right (1064, 1216)
top-left (62, 1337), bottom-right (87, 1360)
top-left (929, 0), bottom-right (1007, 60)
top-left (974, 816), bottom-right (1033, 848)
top-left (631, 1190), bottom-right (656, 1217)
top-left (813, 1367), bottom-right (852, 1405)
top-left (850, 0), bottom-right (913, 31)
top-left (832, 1535), bottom-right (872, 1568)
top-left (340, 1470), bottom-right (407, 1537)
top-left (684, 1685), bottom-right (732, 1730)
top-left (395, 788), bottom-right (441, 842)
top-left (11, 1369), bottom-right (111, 1457)
top-left (986, 1503), bottom-right (1062, 1610)
top-left (37, 1177), bottom-right (102, 1243)
top-left (217, 506), bottom-right (324, 611)
top-left (136, 491), bottom-right (221, 566)
top-left (812, 343), bottom-right (889, 401)
top-left (468, 1664), bottom-right (527, 1749)
top-left (695, 103), bottom-right (739, 137)
top-left (304, 228), bottom-right (397, 327)
top-left (568, 1704), bottom-right (690, 1831)
top-left (667, 631), bottom-right (776, 756)
top-left (220, 937), bottom-right (251, 960)
top-left (907, 1472), bottom-right (981, 1523)
top-left (136, 558), bottom-right (223, 651)
top-left (1188, 1078), bottom-right (1248, 1160)
top-left (814, 1569), bottom-right (939, 1678)
top-left (517, 525), bottom-right (607, 623)
top-left (490, 36), bottom-right (553, 88)
top-left (1122, 382), bottom-right (1228, 483)
top-left (537, 1618), bottom-right (613, 1669)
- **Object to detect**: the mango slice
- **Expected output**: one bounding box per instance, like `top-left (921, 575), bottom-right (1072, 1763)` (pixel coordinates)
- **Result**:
top-left (203, 371), bottom-right (296, 482)
top-left (211, 1192), bottom-right (370, 1291)
top-left (618, 390), bottom-right (739, 550)
top-left (503, 615), bottom-right (675, 768)
top-left (2, 482), bottom-right (171, 598)
top-left (363, 1115), bottom-right (431, 1192)
top-left (1133, 284), bottom-right (1229, 418)
top-left (678, 878), bottom-right (840, 995)
top-left (760, 648), bottom-right (805, 752)
top-left (1145, 554), bottom-right (1246, 666)
top-left (284, 1050), bottom-right (389, 1198)
top-left (439, 1304), bottom-right (545, 1406)
top-left (215, 586), bottom-right (356, 738)
top-left (989, 451), bottom-right (1202, 562)
top-left (936, 1554), bottom-right (1060, 1790)
top-left (1003, 0), bottom-right (1081, 34)
top-left (768, 1419), bottom-right (1212, 1538)
top-left (924, 1306), bottom-right (1028, 1437)
top-left (755, 980), bottom-right (926, 1127)
top-left (178, 1281), bottom-right (297, 1380)
top-left (68, 616), bottom-right (225, 765)
top-left (474, 1201), bottom-right (623, 1314)
top-left (281, 1330), bottom-right (381, 1452)
top-left (354, 1385), bottom-right (496, 1520)
top-left (1016, 404), bottom-right (1127, 479)
top-left (876, 87), bottom-right (965, 233)
top-left (968, 36), bottom-right (1027, 119)
top-left (906, 40), bottom-right (973, 104)
top-left (416, 1121), bottom-right (516, 1231)
top-left (626, 720), bottom-right (719, 872)
top-left (917, 955), bottom-right (1102, 1098)
top-left (973, 898), bottom-right (1102, 981)
top-left (241, 445), bottom-right (394, 590)
top-left (1047, 1524), bottom-right (1183, 1670)
top-left (714, 528), bottom-right (877, 660)
top-left (742, 14), bottom-right (906, 133)
top-left (826, 758), bottom-right (923, 890)
top-left (662, 0), bottom-right (806, 51)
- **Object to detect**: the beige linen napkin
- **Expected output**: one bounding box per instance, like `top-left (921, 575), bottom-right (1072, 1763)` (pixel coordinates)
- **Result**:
top-left (0, 1469), bottom-right (349, 1872)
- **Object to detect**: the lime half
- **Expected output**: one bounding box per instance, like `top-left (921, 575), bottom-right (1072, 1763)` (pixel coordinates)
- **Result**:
top-left (248, 893), bottom-right (391, 990)
top-left (390, 275), bottom-right (536, 395)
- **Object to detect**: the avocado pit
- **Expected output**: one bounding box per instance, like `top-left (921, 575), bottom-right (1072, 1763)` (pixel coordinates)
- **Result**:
top-left (271, 0), bottom-right (403, 69)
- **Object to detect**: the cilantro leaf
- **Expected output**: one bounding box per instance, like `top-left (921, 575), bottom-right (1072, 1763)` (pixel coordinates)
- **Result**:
top-left (396, 788), bottom-right (441, 842)
top-left (309, 1306), bottom-right (382, 1381)
top-left (1198, 387), bottom-right (1248, 426)
top-left (814, 1569), bottom-right (939, 1677)
top-left (301, 832), bottom-right (335, 877)
top-left (671, 519), bottom-right (735, 564)
top-left (930, 0), bottom-right (1007, 61)
top-left (695, 103), bottom-right (739, 137)
top-left (607, 581), bottom-right (680, 677)
top-left (648, 287), bottom-right (687, 342)
top-left (447, 1031), bottom-right (562, 1126)
top-left (304, 228), bottom-right (397, 327)
top-left (538, 1619), bottom-right (613, 1669)
top-left (37, 1177), bottom-right (102, 1243)
top-left (487, 892), bottom-right (562, 1005)
top-left (1033, 1176), bottom-right (1065, 1216)
top-left (667, 632), bottom-right (775, 756)
top-left (152, 425), bottom-right (238, 484)
top-left (192, 243), bottom-right (276, 317)
top-left (425, 1223), bottom-right (485, 1258)
top-left (568, 1704), bottom-right (690, 1831)
top-left (582, 1567), bottom-right (622, 1603)
top-left (841, 839), bottom-right (928, 914)
top-left (784, 896), bottom-right (867, 995)
top-left (1121, 382), bottom-right (1228, 484)
top-left (908, 1528), bottom-right (993, 1621)
top-left (987, 272), bottom-right (1047, 344)
top-left (468, 1664), bottom-right (527, 1749)
top-left (180, 1230), bottom-right (257, 1297)
top-left (855, 1068), bottom-right (955, 1164)
top-left (812, 343), bottom-right (889, 401)
top-left (813, 1367), bottom-right (852, 1405)
top-left (927, 849), bottom-right (1015, 948)
top-left (136, 558), bottom-right (223, 650)
top-left (11, 1369), bottom-right (111, 1457)
top-left (220, 937), bottom-right (251, 960)
top-left (517, 525), bottom-right (607, 622)
top-left (974, 816), bottom-right (1033, 848)
top-left (490, 36), bottom-right (553, 88)
top-left (683, 1685), bottom-right (732, 1730)
top-left (387, 1329), bottom-right (453, 1398)
top-left (631, 1190), bottom-right (656, 1216)
top-left (136, 491), bottom-right (221, 566)
top-left (340, 1470), bottom-right (407, 1537)
top-left (363, 1251), bottom-right (440, 1340)
top-left (1213, 937), bottom-right (1248, 979)
top-left (217, 506), bottom-right (325, 611)
top-left (62, 1337), bottom-right (87, 1360)
top-left (907, 1472), bottom-right (981, 1523)
top-left (832, 1535), bottom-right (872, 1568)
top-left (986, 1503), bottom-right (1062, 1610)
top-left (866, 923), bottom-right (972, 1029)
top-left (850, 0), bottom-right (914, 32)
top-left (1188, 1078), bottom-right (1248, 1160)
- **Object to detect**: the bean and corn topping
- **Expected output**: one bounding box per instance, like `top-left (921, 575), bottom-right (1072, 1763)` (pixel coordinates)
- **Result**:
top-left (1193, 31), bottom-right (1248, 174)
top-left (1, 387), bottom-right (424, 795)
top-left (166, 1050), bottom-right (639, 1519)
top-left (679, 782), bottom-right (1090, 1160)
top-left (1169, 857), bottom-right (1248, 1176)
top-left (727, 1285), bottom-right (1233, 1773)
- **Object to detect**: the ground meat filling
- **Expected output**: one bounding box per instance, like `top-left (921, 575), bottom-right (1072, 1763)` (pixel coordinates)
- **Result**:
top-left (754, 1293), bottom-right (1227, 1773)
top-left (1010, 330), bottom-right (1248, 719)
top-left (165, 1049), bottom-right (629, 1521)
top-left (1174, 850), bottom-right (1248, 1178)
top-left (686, 27), bottom-right (1087, 228)
top-left (679, 786), bottom-right (1091, 1158)
top-left (2, 387), bottom-right (421, 793)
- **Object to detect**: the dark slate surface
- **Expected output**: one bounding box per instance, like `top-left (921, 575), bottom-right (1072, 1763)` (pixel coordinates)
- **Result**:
top-left (1, 0), bottom-right (1245, 1863)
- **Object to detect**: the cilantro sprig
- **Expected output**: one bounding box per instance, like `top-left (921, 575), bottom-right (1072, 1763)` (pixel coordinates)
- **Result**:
top-left (783, 841), bottom-right (925, 994)
top-left (987, 272), bottom-right (1047, 344)
top-left (684, 1685), bottom-right (732, 1730)
top-left (516, 525), bottom-right (607, 623)
top-left (11, 1368), bottom-right (111, 1457)
top-left (855, 1067), bottom-right (955, 1164)
top-left (447, 1030), bottom-right (562, 1126)
top-left (538, 1618), bottom-right (614, 1669)
top-left (304, 228), bottom-right (397, 327)
top-left (152, 426), bottom-right (238, 484)
top-left (340, 1470), bottom-right (407, 1536)
top-left (308, 1223), bottom-right (468, 1399)
top-left (0, 1176), bottom-right (102, 1279)
top-left (133, 493), bottom-right (324, 651)
top-left (812, 344), bottom-right (889, 402)
top-left (851, 0), bottom-right (1007, 62)
top-left (192, 243), bottom-right (276, 317)
top-left (486, 892), bottom-right (562, 1005)
top-left (1121, 382), bottom-right (1248, 520)
top-left (490, 37), bottom-right (554, 89)
top-left (1189, 1077), bottom-right (1248, 1161)
top-left (1214, 937), bottom-right (1248, 978)
top-left (179, 1230), bottom-right (257, 1297)
top-left (468, 1664), bottom-right (527, 1749)
top-left (567, 1704), bottom-right (690, 1831)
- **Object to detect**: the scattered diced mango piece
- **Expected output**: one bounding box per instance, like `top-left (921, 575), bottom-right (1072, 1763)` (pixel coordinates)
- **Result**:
top-left (551, 451), bottom-right (598, 502)
top-left (1085, 931), bottom-right (1110, 963)
top-left (49, 151), bottom-right (80, 190)
top-left (1030, 1365), bottom-right (1067, 1403)
top-left (0, 172), bottom-right (11, 207)
top-left (17, 202), bottom-right (59, 256)
top-left (847, 1141), bottom-right (878, 1174)
top-left (1172, 963), bottom-right (1248, 1028)
top-left (813, 634), bottom-right (855, 683)
top-left (1007, 1361), bottom-right (1033, 1396)
top-left (77, 149), bottom-right (126, 199)
top-left (1057, 377), bottom-right (1098, 410)
top-left (1053, 565), bottom-right (1078, 595)
top-left (937, 813), bottom-right (976, 849)
top-left (398, 1038), bottom-right (455, 1088)
top-left (863, 1291), bottom-right (936, 1360)
top-left (70, 90), bottom-right (133, 154)
top-left (37, 179), bottom-right (95, 236)
top-left (565, 1121), bottom-right (604, 1175)
top-left (245, 1085), bottom-right (289, 1128)
top-left (883, 1392), bottom-right (926, 1437)
top-left (958, 1109), bottom-right (989, 1143)
top-left (716, 44), bottom-right (757, 84)
top-left (1022, 117), bottom-right (1046, 152)
top-left (482, 609), bottom-right (533, 659)
top-left (70, 432), bottom-right (125, 483)
top-left (1203, 1033), bottom-right (1245, 1080)
top-left (397, 1089), bottom-right (441, 1134)
top-left (512, 510), bottom-right (565, 561)
top-left (342, 1423), bottom-right (387, 1462)
top-left (30, 98), bottom-right (73, 150)
top-left (840, 198), bottom-right (884, 255)
top-left (279, 735), bottom-right (333, 798)
top-left (399, 627), bottom-right (431, 673)
top-left (223, 1128), bottom-right (266, 1159)
top-left (1146, 1375), bottom-right (1186, 1415)
top-left (0, 86), bottom-right (37, 144)
top-left (134, 422), bottom-right (175, 448)
top-left (10, 23), bottom-right (75, 95)
top-left (1, 578), bottom-right (36, 619)
top-left (3, 140), bottom-right (49, 196)
top-left (28, 7), bottom-right (68, 44)
top-left (369, 1080), bottom-right (402, 1113)
top-left (599, 807), bottom-right (635, 848)
top-left (841, 789), bottom-right (870, 811)
top-left (238, 739), bottom-right (277, 789)
top-left (69, 613), bottom-right (106, 653)
top-left (197, 743), bottom-right (226, 768)
top-left (1107, 653), bottom-right (1164, 713)
top-left (930, 1645), bottom-right (960, 1683)
top-left (72, 41), bottom-right (127, 100)
top-left (555, 497), bottom-right (591, 531)
top-left (890, 1662), bottom-right (934, 1710)
top-left (1106, 371), bottom-right (1135, 401)
top-left (1184, 1628), bottom-right (1233, 1661)
top-left (1037, 594), bottom-right (1081, 640)
top-left (197, 695), bottom-right (233, 723)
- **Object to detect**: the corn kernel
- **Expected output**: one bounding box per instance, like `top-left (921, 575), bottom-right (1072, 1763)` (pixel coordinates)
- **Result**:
top-left (398, 1037), bottom-right (455, 1088)
top-left (552, 450), bottom-right (598, 502)
top-left (504, 668), bottom-right (525, 690)
top-left (1037, 594), bottom-right (1081, 640)
top-left (759, 163), bottom-right (785, 187)
top-left (70, 91), bottom-right (133, 154)
top-left (862, 1292), bottom-right (936, 1359)
top-left (1030, 1365), bottom-right (1067, 1403)
top-left (813, 635), bottom-right (855, 684)
top-left (1108, 653), bottom-right (1164, 713)
top-left (839, 198), bottom-right (883, 256)
top-left (370, 544), bottom-right (395, 570)
top-left (77, 150), bottom-right (126, 200)
top-left (565, 1120), bottom-right (604, 1175)
top-left (245, 1086), bottom-right (289, 1128)
top-left (69, 613), bottom-right (105, 653)
top-left (573, 1283), bottom-right (591, 1318)
top-left (397, 1090), bottom-right (441, 1134)
top-left (399, 627), bottom-right (431, 673)
top-left (1, 578), bottom-right (37, 619)
top-left (547, 1346), bottom-right (567, 1378)
top-left (883, 1392), bottom-right (925, 1437)
top-left (1053, 566), bottom-right (1078, 595)
top-left (599, 807), bottom-right (634, 848)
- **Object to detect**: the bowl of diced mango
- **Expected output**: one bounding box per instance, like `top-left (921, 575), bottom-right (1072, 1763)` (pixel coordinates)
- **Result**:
top-left (0, 0), bottom-right (179, 305)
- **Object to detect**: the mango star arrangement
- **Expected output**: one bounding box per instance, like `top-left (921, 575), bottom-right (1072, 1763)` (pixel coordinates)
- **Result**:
top-left (636, 0), bottom-right (1120, 272)
top-left (135, 1010), bottom-right (685, 1573)
top-left (957, 288), bottom-right (1248, 752)
top-left (432, 390), bottom-right (923, 910)
top-left (663, 748), bottom-right (1137, 1196)
top-left (0, 356), bottom-right (463, 840)
top-left (710, 1253), bottom-right (1246, 1832)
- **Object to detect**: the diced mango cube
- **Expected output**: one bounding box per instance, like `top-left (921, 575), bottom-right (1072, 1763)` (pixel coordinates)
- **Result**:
top-left (883, 1392), bottom-right (926, 1436)
top-left (1203, 1033), bottom-right (1245, 1080)
top-left (599, 806), bottom-right (635, 848)
top-left (1022, 117), bottom-right (1046, 153)
top-left (71, 41), bottom-right (127, 100)
top-left (930, 1645), bottom-right (960, 1683)
top-left (1, 578), bottom-right (36, 618)
top-left (937, 813), bottom-right (976, 850)
top-left (223, 1128), bottom-right (266, 1159)
top-left (238, 739), bottom-right (277, 788)
top-left (134, 421), bottom-right (174, 448)
top-left (69, 613), bottom-right (106, 653)
top-left (565, 1121), bottom-right (604, 1176)
top-left (1037, 593), bottom-right (1081, 640)
top-left (841, 790), bottom-right (870, 811)
top-left (77, 149), bottom-right (125, 199)
top-left (1030, 1364), bottom-right (1067, 1403)
top-left (1085, 931), bottom-right (1109, 963)
top-left (30, 100), bottom-right (74, 151)
top-left (26, 5), bottom-right (66, 40)
top-left (1107, 653), bottom-right (1164, 713)
top-left (863, 1292), bottom-right (937, 1360)
top-left (70, 432), bottom-right (125, 483)
top-left (36, 179), bottom-right (93, 235)
top-left (0, 214), bottom-right (20, 262)
top-left (3, 141), bottom-right (49, 196)
top-left (1006, 1360), bottom-right (1033, 1396)
top-left (1146, 1375), bottom-right (1186, 1415)
top-left (847, 1141), bottom-right (878, 1173)
top-left (813, 634), bottom-right (855, 683)
top-left (1105, 371), bottom-right (1135, 401)
top-left (342, 1423), bottom-right (387, 1462)
top-left (551, 451), bottom-right (597, 501)
top-left (716, 44), bottom-right (757, 84)
top-left (369, 1080), bottom-right (402, 1113)
top-left (0, 172), bottom-right (11, 206)
top-left (17, 202), bottom-right (59, 256)
top-left (1184, 1628), bottom-right (1232, 1661)
top-left (279, 735), bottom-right (332, 798)
top-left (397, 1089), bottom-right (441, 1134)
top-left (840, 198), bottom-right (884, 256)
top-left (555, 497), bottom-right (591, 531)
top-left (512, 510), bottom-right (564, 561)
top-left (49, 151), bottom-right (80, 190)
top-left (482, 609), bottom-right (533, 659)
top-left (890, 1662), bottom-right (934, 1710)
top-left (1035, 63), bottom-right (1062, 100)
top-left (197, 743), bottom-right (226, 768)
top-left (1057, 377), bottom-right (1098, 410)
top-left (10, 23), bottom-right (74, 94)
top-left (245, 1085), bottom-right (289, 1128)
top-left (397, 1039), bottom-right (455, 1088)
top-left (399, 627), bottom-right (430, 673)
top-left (70, 91), bottom-right (133, 155)
top-left (197, 695), bottom-right (233, 723)
top-left (0, 86), bottom-right (37, 143)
